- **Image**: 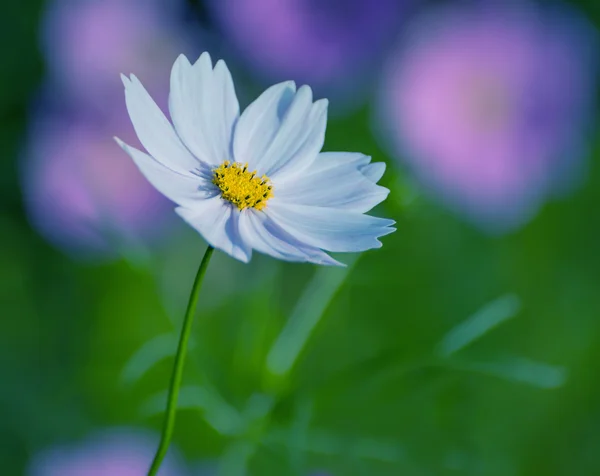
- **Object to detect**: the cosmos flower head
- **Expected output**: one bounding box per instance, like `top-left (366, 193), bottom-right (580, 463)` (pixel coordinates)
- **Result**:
top-left (376, 2), bottom-right (598, 233)
top-left (41, 0), bottom-right (190, 115)
top-left (207, 0), bottom-right (407, 104)
top-left (27, 428), bottom-right (187, 476)
top-left (117, 52), bottom-right (395, 266)
top-left (21, 114), bottom-right (171, 259)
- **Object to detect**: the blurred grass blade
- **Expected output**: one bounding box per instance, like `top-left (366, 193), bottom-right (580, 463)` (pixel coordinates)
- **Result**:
top-left (141, 385), bottom-right (243, 435)
top-left (121, 333), bottom-right (192, 385)
top-left (215, 395), bottom-right (273, 476)
top-left (438, 294), bottom-right (521, 357)
top-left (218, 440), bottom-right (255, 476)
top-left (265, 427), bottom-right (406, 463)
top-left (452, 356), bottom-right (567, 389)
top-left (288, 397), bottom-right (313, 472)
top-left (241, 393), bottom-right (274, 424)
top-left (266, 255), bottom-right (359, 377)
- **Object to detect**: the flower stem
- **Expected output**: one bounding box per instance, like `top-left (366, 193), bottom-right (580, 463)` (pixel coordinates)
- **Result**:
top-left (148, 245), bottom-right (215, 476)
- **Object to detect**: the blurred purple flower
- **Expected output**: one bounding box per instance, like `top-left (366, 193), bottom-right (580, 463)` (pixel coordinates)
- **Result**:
top-left (376, 3), bottom-right (598, 232)
top-left (27, 428), bottom-right (187, 476)
top-left (21, 113), bottom-right (172, 259)
top-left (22, 0), bottom-right (198, 258)
top-left (208, 0), bottom-right (409, 104)
top-left (41, 0), bottom-right (191, 115)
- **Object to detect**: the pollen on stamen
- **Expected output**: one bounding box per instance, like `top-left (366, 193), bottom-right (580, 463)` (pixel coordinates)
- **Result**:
top-left (212, 161), bottom-right (273, 210)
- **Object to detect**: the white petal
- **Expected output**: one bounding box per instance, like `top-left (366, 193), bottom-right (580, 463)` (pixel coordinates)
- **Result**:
top-left (122, 74), bottom-right (198, 175)
top-left (360, 162), bottom-right (386, 183)
top-left (234, 83), bottom-right (327, 179)
top-left (115, 138), bottom-right (215, 207)
top-left (233, 81), bottom-right (295, 168)
top-left (238, 209), bottom-right (344, 266)
top-left (176, 198), bottom-right (251, 263)
top-left (274, 152), bottom-right (389, 213)
top-left (169, 53), bottom-right (239, 167)
top-left (267, 202), bottom-right (395, 253)
top-left (261, 89), bottom-right (327, 180)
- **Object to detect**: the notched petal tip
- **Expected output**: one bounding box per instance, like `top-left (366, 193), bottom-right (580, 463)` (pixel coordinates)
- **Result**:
top-left (173, 53), bottom-right (192, 70)
top-left (360, 161), bottom-right (387, 183)
top-left (114, 137), bottom-right (136, 157)
top-left (114, 137), bottom-right (139, 160)
top-left (129, 74), bottom-right (142, 86)
top-left (295, 84), bottom-right (314, 103)
top-left (176, 53), bottom-right (191, 63)
top-left (372, 226), bottom-right (397, 247)
top-left (327, 257), bottom-right (348, 267)
top-left (380, 225), bottom-right (397, 236)
top-left (194, 51), bottom-right (213, 69)
top-left (276, 80), bottom-right (297, 93)
top-left (314, 97), bottom-right (329, 110)
top-left (120, 73), bottom-right (131, 88)
top-left (213, 58), bottom-right (235, 80)
top-left (238, 252), bottom-right (252, 264)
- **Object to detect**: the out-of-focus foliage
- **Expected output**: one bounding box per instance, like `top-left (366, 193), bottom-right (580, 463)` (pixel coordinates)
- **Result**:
top-left (2, 0), bottom-right (600, 475)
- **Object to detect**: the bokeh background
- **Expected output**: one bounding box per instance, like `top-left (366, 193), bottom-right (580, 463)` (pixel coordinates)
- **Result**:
top-left (2, 0), bottom-right (600, 474)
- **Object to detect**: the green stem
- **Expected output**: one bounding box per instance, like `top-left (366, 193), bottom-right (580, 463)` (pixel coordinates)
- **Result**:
top-left (148, 245), bottom-right (215, 476)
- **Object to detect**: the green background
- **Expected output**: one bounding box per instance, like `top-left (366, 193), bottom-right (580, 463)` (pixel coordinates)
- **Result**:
top-left (2, 0), bottom-right (600, 474)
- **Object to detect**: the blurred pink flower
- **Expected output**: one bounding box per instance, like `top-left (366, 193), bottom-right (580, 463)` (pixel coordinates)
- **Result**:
top-left (27, 429), bottom-right (187, 476)
top-left (21, 114), bottom-right (172, 259)
top-left (377, 3), bottom-right (597, 232)
top-left (41, 0), bottom-right (191, 115)
top-left (208, 0), bottom-right (410, 104)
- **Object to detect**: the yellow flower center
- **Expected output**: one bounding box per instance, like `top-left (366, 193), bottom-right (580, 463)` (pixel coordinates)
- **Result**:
top-left (212, 161), bottom-right (273, 210)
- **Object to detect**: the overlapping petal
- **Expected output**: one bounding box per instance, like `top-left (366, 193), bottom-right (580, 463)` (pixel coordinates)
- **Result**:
top-left (176, 199), bottom-right (252, 263)
top-left (266, 202), bottom-right (395, 253)
top-left (121, 74), bottom-right (198, 174)
top-left (360, 161), bottom-right (386, 183)
top-left (169, 53), bottom-right (239, 167)
top-left (239, 209), bottom-right (343, 266)
top-left (274, 152), bottom-right (390, 213)
top-left (233, 82), bottom-right (327, 180)
top-left (115, 138), bottom-right (216, 207)
top-left (267, 200), bottom-right (395, 252)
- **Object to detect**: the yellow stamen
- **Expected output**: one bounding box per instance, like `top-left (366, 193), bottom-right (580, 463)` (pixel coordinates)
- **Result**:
top-left (212, 161), bottom-right (273, 210)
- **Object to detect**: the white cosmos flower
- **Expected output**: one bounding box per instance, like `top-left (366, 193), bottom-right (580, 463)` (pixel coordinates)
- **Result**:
top-left (116, 53), bottom-right (395, 265)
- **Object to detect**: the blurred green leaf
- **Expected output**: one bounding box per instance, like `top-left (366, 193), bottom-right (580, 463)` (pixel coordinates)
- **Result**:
top-left (218, 440), bottom-right (256, 476)
top-left (438, 294), bottom-right (521, 357)
top-left (265, 426), bottom-right (406, 463)
top-left (141, 385), bottom-right (243, 436)
top-left (266, 255), bottom-right (359, 379)
top-left (447, 356), bottom-right (567, 389)
top-left (120, 332), bottom-right (184, 386)
top-left (287, 397), bottom-right (313, 473)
